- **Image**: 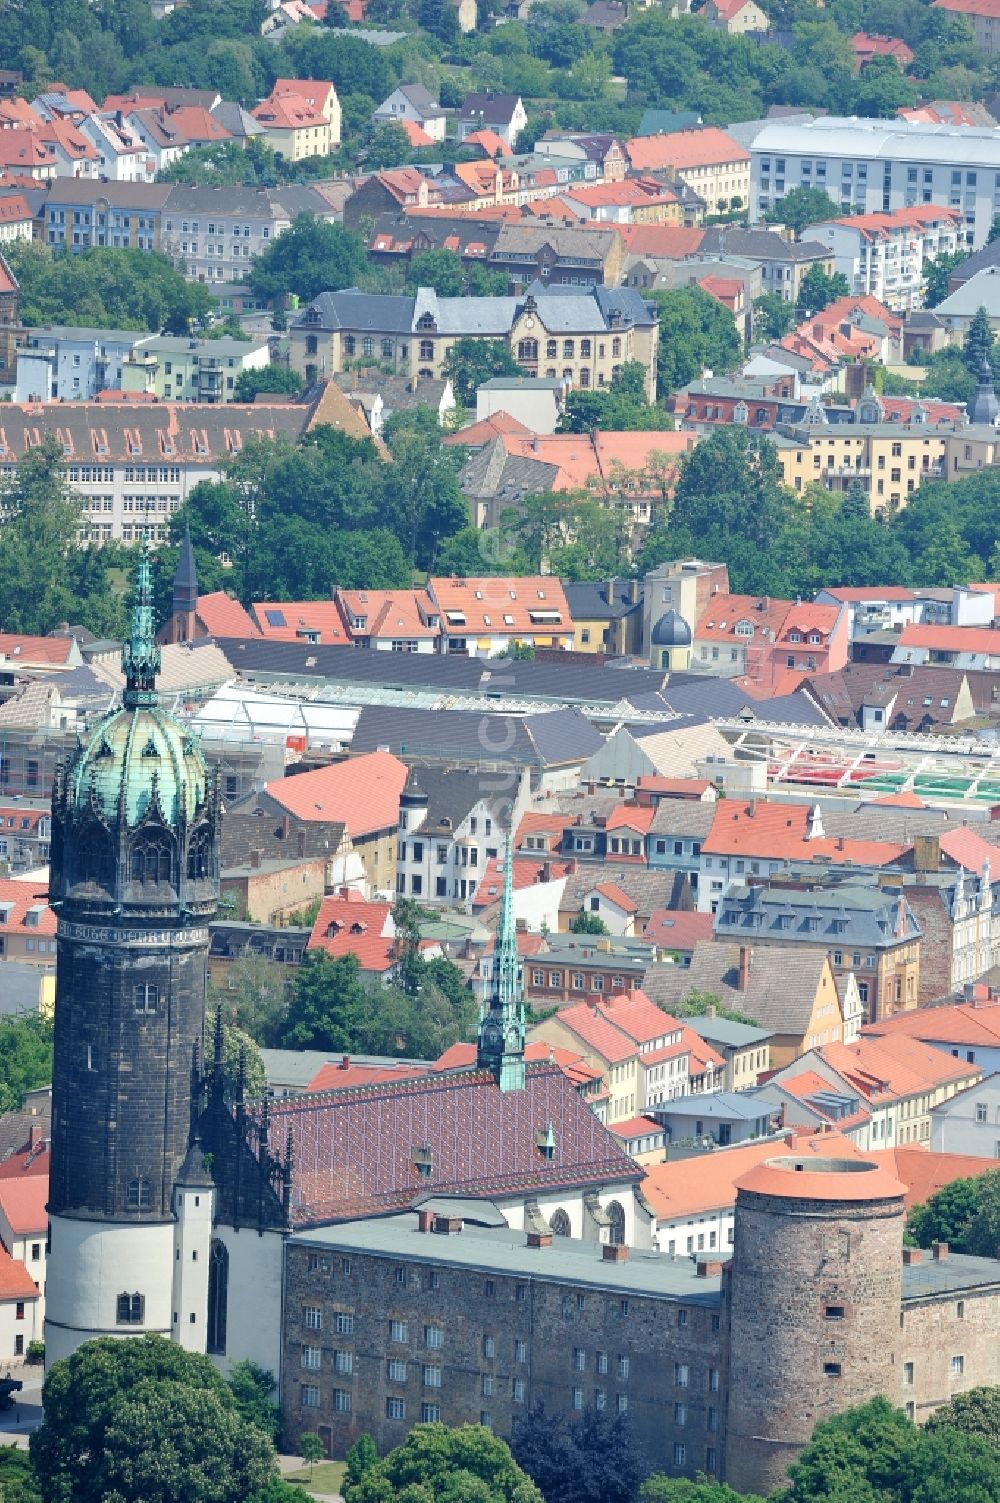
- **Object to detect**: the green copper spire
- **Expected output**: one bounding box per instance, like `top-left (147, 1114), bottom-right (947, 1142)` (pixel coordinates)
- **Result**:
top-left (122, 539), bottom-right (161, 709)
top-left (478, 829), bottom-right (525, 1092)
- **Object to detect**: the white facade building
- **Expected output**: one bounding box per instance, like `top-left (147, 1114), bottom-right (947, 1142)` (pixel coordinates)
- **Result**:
top-left (930, 1074), bottom-right (1000, 1155)
top-left (803, 206), bottom-right (963, 311)
top-left (751, 117), bottom-right (1000, 248)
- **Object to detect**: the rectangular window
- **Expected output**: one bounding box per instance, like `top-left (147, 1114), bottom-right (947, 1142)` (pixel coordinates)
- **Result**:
top-left (482, 1374), bottom-right (494, 1398)
top-left (572, 1387), bottom-right (584, 1410)
top-left (903, 1362), bottom-right (914, 1385)
top-left (334, 1350), bottom-right (353, 1374)
top-left (674, 1443), bottom-right (686, 1467)
top-left (301, 1345), bottom-right (321, 1370)
top-left (421, 1403), bottom-right (441, 1422)
top-left (390, 1320), bottom-right (409, 1344)
top-left (388, 1359), bottom-right (407, 1382)
top-left (116, 1293), bottom-right (143, 1324)
top-left (617, 1394), bottom-right (628, 1414)
top-left (386, 1397), bottom-right (406, 1420)
top-left (573, 1348), bottom-right (586, 1371)
top-left (952, 1355), bottom-right (965, 1376)
top-left (333, 1389), bottom-right (352, 1413)
top-left (304, 1306), bottom-right (322, 1331)
top-left (824, 1363), bottom-right (842, 1377)
top-left (482, 1335), bottom-right (495, 1358)
top-left (597, 1351), bottom-right (608, 1375)
top-left (618, 1356), bottom-right (630, 1380)
top-left (422, 1365), bottom-right (442, 1388)
top-left (515, 1340), bottom-right (527, 1363)
top-left (675, 1402), bottom-right (687, 1425)
top-left (301, 1384), bottom-right (320, 1408)
top-left (514, 1379), bottom-right (526, 1404)
top-left (424, 1325), bottom-right (443, 1349)
top-left (675, 1364), bottom-right (688, 1387)
top-left (335, 1312), bottom-right (354, 1335)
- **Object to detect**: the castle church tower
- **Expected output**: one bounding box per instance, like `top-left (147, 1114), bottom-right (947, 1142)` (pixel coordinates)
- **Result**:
top-left (477, 835), bottom-right (525, 1092)
top-left (45, 546), bottom-right (220, 1365)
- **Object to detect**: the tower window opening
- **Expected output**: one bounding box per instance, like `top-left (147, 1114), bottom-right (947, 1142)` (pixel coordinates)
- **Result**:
top-left (116, 1292), bottom-right (144, 1324)
top-left (823, 1362), bottom-right (842, 1377)
top-left (135, 984), bottom-right (158, 1014)
top-left (126, 1177), bottom-right (152, 1210)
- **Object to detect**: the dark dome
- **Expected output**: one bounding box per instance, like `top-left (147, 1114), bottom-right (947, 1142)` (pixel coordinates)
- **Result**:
top-left (651, 609), bottom-right (691, 648)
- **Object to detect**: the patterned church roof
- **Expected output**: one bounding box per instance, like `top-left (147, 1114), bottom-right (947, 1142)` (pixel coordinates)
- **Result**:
top-left (265, 1062), bottom-right (639, 1226)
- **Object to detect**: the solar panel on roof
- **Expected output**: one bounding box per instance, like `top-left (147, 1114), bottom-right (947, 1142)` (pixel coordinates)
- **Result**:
top-left (265, 609), bottom-right (287, 627)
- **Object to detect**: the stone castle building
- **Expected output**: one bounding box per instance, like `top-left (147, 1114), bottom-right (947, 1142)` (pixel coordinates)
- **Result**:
top-left (44, 565), bottom-right (1000, 1492)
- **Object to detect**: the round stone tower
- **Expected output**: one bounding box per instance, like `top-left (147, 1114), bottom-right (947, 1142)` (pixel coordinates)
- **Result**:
top-left (45, 546), bottom-right (220, 1365)
top-left (723, 1153), bottom-right (906, 1497)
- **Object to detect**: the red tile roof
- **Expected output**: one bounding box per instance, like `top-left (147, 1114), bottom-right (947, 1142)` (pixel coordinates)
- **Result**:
top-left (590, 881), bottom-right (639, 912)
top-left (251, 600), bottom-right (348, 645)
top-left (336, 589), bottom-right (437, 641)
top-left (0, 1141), bottom-right (49, 1180)
top-left (306, 1057), bottom-right (428, 1091)
top-left (643, 1131), bottom-right (862, 1220)
top-left (736, 1152), bottom-right (905, 1202)
top-left (427, 576), bottom-right (571, 638)
top-left (701, 799), bottom-right (907, 866)
top-left (864, 999), bottom-right (1000, 1049)
top-left (850, 30), bottom-right (914, 62)
top-left (265, 1061), bottom-right (639, 1223)
top-left (821, 1033), bottom-right (980, 1100)
top-left (444, 413), bottom-right (533, 446)
top-left (472, 854), bottom-right (574, 909)
top-left (434, 1039), bottom-right (603, 1087)
top-left (553, 989), bottom-right (689, 1060)
top-left (196, 591), bottom-right (260, 639)
top-left (624, 127), bottom-right (749, 172)
top-left (609, 1115), bottom-right (664, 1139)
top-left (938, 825), bottom-right (1000, 876)
top-left (266, 751), bottom-right (408, 838)
top-left (868, 1145), bottom-right (998, 1209)
top-left (0, 1174), bottom-right (48, 1235)
top-left (0, 634), bottom-right (76, 665)
top-left (643, 908), bottom-right (714, 950)
top-left (931, 0), bottom-right (1000, 18)
top-left (0, 1243), bottom-right (39, 1301)
top-left (0, 195), bottom-right (31, 225)
top-left (0, 881), bottom-right (54, 938)
top-left (618, 224), bottom-right (705, 257)
top-left (307, 891), bottom-right (397, 973)
top-left (604, 804), bottom-right (655, 836)
top-left (898, 623), bottom-right (1000, 655)
top-left (399, 119), bottom-right (434, 148)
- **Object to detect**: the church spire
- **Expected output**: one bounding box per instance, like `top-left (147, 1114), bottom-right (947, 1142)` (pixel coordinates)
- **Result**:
top-left (477, 828), bottom-right (525, 1092)
top-left (122, 539), bottom-right (162, 709)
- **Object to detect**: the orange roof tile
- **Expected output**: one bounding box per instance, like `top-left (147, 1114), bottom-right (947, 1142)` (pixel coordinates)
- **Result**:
top-left (0, 1175), bottom-right (48, 1235)
top-left (0, 195), bottom-right (32, 224)
top-left (899, 623), bottom-right (1000, 655)
top-left (336, 588), bottom-right (437, 641)
top-left (435, 1039), bottom-right (601, 1087)
top-left (444, 412), bottom-right (533, 446)
top-left (821, 1034), bottom-right (980, 1101)
top-left (0, 633), bottom-right (76, 665)
top-left (265, 750), bottom-right (408, 838)
top-left (618, 224), bottom-right (706, 257)
top-left (463, 128), bottom-right (509, 158)
top-left (167, 106), bottom-right (232, 143)
top-left (695, 592), bottom-right (791, 643)
top-left (196, 591), bottom-right (260, 639)
top-left (306, 1057), bottom-right (428, 1091)
top-left (701, 799), bottom-right (907, 867)
top-left (0, 881), bottom-right (54, 937)
top-left (643, 1132), bottom-right (863, 1219)
top-left (472, 854), bottom-right (574, 908)
top-left (251, 600), bottom-right (348, 645)
top-left (938, 825), bottom-right (1000, 876)
top-left (868, 1145), bottom-right (998, 1210)
top-left (864, 999), bottom-right (1000, 1049)
top-left (609, 1115), bottom-right (664, 1139)
top-left (604, 804), bottom-right (655, 836)
top-left (590, 881), bottom-right (639, 912)
top-left (399, 119), bottom-right (434, 148)
top-left (624, 127), bottom-right (749, 173)
top-left (427, 575), bottom-right (570, 638)
top-left (643, 908), bottom-right (714, 950)
top-left (0, 133), bottom-right (55, 169)
top-left (307, 890), bottom-right (397, 972)
top-left (0, 1243), bottom-right (40, 1301)
top-left (736, 1152), bottom-right (905, 1202)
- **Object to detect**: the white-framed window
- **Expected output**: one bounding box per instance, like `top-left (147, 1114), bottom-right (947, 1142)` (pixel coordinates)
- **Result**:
top-left (301, 1384), bottom-right (320, 1408)
top-left (303, 1306), bottom-right (322, 1330)
top-left (301, 1345), bottom-right (321, 1370)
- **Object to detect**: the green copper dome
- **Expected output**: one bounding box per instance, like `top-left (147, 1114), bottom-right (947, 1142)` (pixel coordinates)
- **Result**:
top-left (68, 542), bottom-right (208, 829)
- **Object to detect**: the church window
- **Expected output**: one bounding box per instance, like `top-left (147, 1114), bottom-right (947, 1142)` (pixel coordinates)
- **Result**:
top-left (134, 984), bottom-right (158, 1014)
top-left (517, 339), bottom-right (538, 362)
top-left (78, 828), bottom-right (112, 887)
top-left (550, 1209), bottom-right (571, 1237)
top-left (131, 838), bottom-right (172, 885)
top-left (207, 1239), bottom-right (229, 1354)
top-left (187, 829), bottom-right (212, 881)
top-left (126, 1177), bottom-right (151, 1210)
top-left (116, 1292), bottom-right (144, 1324)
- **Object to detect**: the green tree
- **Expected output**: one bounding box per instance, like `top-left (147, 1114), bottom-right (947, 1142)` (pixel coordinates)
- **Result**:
top-left (497, 639), bottom-right (536, 660)
top-left (671, 426), bottom-right (791, 556)
top-left (640, 1479), bottom-right (765, 1503)
top-left (407, 248), bottom-right (466, 296)
top-left (926, 1386), bottom-right (1000, 1449)
top-left (208, 952), bottom-right (289, 1045)
top-left (344, 1423), bottom-right (543, 1503)
top-left (30, 1336), bottom-right (279, 1503)
top-left (752, 292), bottom-right (797, 342)
top-left (0, 1015), bottom-right (54, 1115)
top-left (346, 1435), bottom-right (378, 1487)
top-left (249, 214), bottom-right (368, 305)
top-left (6, 242), bottom-right (212, 333)
top-left (443, 337), bottom-right (525, 406)
top-left (280, 951), bottom-right (371, 1051)
top-left (965, 305), bottom-right (995, 374)
top-left (511, 1405), bottom-right (646, 1503)
top-left (299, 1434), bottom-right (325, 1481)
top-left (785, 1398), bottom-right (922, 1503)
top-left (559, 362), bottom-right (672, 433)
top-left (569, 911), bottom-right (609, 934)
top-left (233, 365), bottom-right (304, 402)
top-left (923, 250), bottom-right (967, 308)
top-left (650, 286), bottom-right (741, 394)
top-left (796, 263), bottom-right (851, 315)
top-left (367, 121), bottom-right (413, 169)
top-left (0, 1446), bottom-right (42, 1503)
top-left (226, 1362), bottom-right (280, 1443)
top-left (0, 437), bottom-right (98, 635)
top-left (768, 184), bottom-right (840, 236)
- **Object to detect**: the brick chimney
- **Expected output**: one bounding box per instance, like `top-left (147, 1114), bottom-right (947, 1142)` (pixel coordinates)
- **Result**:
top-left (932, 1240), bottom-right (949, 1260)
top-left (738, 945), bottom-right (752, 991)
top-left (914, 834), bottom-right (941, 873)
top-left (902, 1247), bottom-right (922, 1265)
top-left (527, 1231), bottom-right (552, 1248)
top-left (696, 1258), bottom-right (723, 1277)
top-left (417, 1208), bottom-right (434, 1232)
top-left (603, 1243), bottom-right (629, 1262)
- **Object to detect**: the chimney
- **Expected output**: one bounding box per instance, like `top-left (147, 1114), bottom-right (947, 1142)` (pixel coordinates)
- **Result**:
top-left (28, 1124), bottom-right (41, 1150)
top-left (603, 1243), bottom-right (629, 1263)
top-left (527, 1231), bottom-right (552, 1248)
top-left (914, 833), bottom-right (941, 873)
top-left (417, 1208), bottom-right (434, 1232)
top-left (806, 803), bottom-right (825, 841)
top-left (738, 945), bottom-right (752, 992)
top-left (932, 1240), bottom-right (949, 1260)
top-left (515, 917), bottom-right (527, 932)
top-left (249, 848), bottom-right (262, 869)
top-left (433, 1215), bottom-right (463, 1235)
top-left (902, 1246), bottom-right (922, 1265)
top-left (696, 1258), bottom-right (723, 1277)
top-left (747, 800), bottom-right (756, 819)
top-left (340, 1054), bottom-right (350, 1069)
top-left (706, 1003), bottom-right (717, 1018)
top-left (627, 577), bottom-right (640, 605)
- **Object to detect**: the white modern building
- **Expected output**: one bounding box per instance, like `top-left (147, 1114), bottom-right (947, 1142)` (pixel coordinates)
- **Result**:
top-left (930, 1074), bottom-right (1000, 1155)
top-left (803, 206), bottom-right (964, 311)
top-left (751, 117), bottom-right (1000, 248)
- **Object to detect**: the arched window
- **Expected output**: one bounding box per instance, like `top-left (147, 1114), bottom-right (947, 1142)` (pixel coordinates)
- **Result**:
top-left (517, 338), bottom-right (538, 362)
top-left (607, 1200), bottom-right (625, 1246)
top-left (343, 335), bottom-right (355, 356)
top-left (187, 827), bottom-right (213, 881)
top-left (550, 1208), bottom-right (571, 1237)
top-left (363, 336), bottom-right (374, 357)
top-left (126, 1177), bottom-right (151, 1211)
top-left (77, 827), bottom-right (112, 888)
top-left (131, 837), bottom-right (173, 885)
top-left (207, 1239), bottom-right (229, 1354)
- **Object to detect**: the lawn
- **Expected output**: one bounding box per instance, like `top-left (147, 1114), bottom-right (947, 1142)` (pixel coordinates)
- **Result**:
top-left (285, 1459), bottom-right (347, 1496)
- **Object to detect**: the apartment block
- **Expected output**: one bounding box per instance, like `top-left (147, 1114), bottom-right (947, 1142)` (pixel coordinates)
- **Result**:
top-left (803, 206), bottom-right (963, 310)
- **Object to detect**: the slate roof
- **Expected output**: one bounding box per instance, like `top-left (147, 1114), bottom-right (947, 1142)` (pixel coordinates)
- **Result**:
top-left (266, 1061), bottom-right (640, 1223)
top-left (714, 884), bottom-right (921, 948)
top-left (403, 765), bottom-right (490, 834)
top-left (296, 286), bottom-right (655, 337)
top-left (350, 703), bottom-right (603, 768)
top-left (564, 581), bottom-right (643, 623)
top-left (643, 940), bottom-right (832, 1035)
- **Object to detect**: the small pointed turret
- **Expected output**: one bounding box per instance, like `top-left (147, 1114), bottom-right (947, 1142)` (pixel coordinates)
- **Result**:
top-left (122, 539), bottom-right (161, 709)
top-left (970, 355), bottom-right (999, 427)
top-left (477, 829), bottom-right (525, 1092)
